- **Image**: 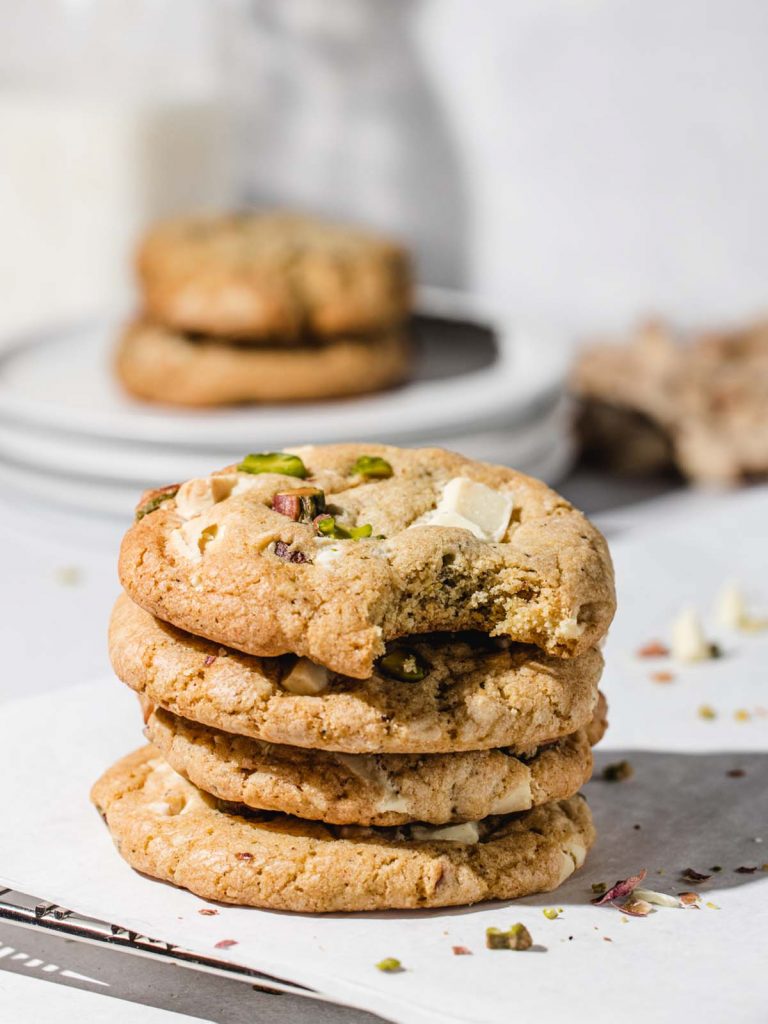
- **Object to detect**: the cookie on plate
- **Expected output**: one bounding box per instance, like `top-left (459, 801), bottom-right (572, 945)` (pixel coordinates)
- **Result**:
top-left (136, 212), bottom-right (411, 341)
top-left (115, 319), bottom-right (410, 406)
top-left (91, 747), bottom-right (596, 913)
top-left (110, 594), bottom-right (604, 754)
top-left (118, 445), bottom-right (615, 677)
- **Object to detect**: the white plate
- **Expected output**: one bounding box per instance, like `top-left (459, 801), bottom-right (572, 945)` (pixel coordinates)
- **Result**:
top-left (0, 391), bottom-right (571, 487)
top-left (0, 288), bottom-right (568, 449)
top-left (0, 429), bottom-right (574, 521)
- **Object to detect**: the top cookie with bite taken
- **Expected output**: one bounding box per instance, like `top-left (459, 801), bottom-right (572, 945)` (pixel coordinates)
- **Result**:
top-left (118, 444), bottom-right (615, 678)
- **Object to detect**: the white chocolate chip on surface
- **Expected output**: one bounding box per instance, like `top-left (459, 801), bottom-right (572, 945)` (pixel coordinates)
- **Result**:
top-left (282, 658), bottom-right (329, 695)
top-left (717, 582), bottom-right (747, 628)
top-left (410, 821), bottom-right (480, 844)
top-left (418, 476), bottom-right (514, 542)
top-left (671, 606), bottom-right (713, 662)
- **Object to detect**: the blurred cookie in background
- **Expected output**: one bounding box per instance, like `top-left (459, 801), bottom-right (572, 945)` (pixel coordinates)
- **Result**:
top-left (116, 210), bottom-right (413, 406)
top-left (572, 317), bottom-right (768, 484)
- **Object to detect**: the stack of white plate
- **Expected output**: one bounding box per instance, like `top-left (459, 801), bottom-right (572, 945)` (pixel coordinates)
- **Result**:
top-left (0, 289), bottom-right (574, 519)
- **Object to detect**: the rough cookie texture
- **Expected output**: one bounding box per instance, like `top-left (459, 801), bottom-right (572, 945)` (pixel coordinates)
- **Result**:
top-left (118, 444), bottom-right (615, 677)
top-left (115, 320), bottom-right (410, 407)
top-left (145, 697), bottom-right (606, 826)
top-left (91, 747), bottom-right (596, 912)
top-left (110, 594), bottom-right (603, 754)
top-left (136, 212), bottom-right (411, 341)
top-left (573, 317), bottom-right (768, 483)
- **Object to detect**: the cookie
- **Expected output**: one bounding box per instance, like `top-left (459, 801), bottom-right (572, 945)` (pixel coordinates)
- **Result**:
top-left (144, 695), bottom-right (606, 826)
top-left (115, 320), bottom-right (410, 407)
top-left (110, 594), bottom-right (603, 754)
top-left (136, 212), bottom-right (411, 341)
top-left (118, 444), bottom-right (615, 677)
top-left (91, 747), bottom-right (595, 912)
top-left (572, 318), bottom-right (768, 483)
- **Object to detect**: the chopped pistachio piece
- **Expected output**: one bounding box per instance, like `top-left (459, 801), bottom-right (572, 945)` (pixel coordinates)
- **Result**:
top-left (136, 484), bottom-right (180, 521)
top-left (485, 923), bottom-right (533, 951)
top-left (238, 452), bottom-right (308, 478)
top-left (542, 908), bottom-right (560, 920)
top-left (315, 514), bottom-right (373, 540)
top-left (353, 455), bottom-right (394, 479)
top-left (375, 957), bottom-right (402, 973)
top-left (378, 648), bottom-right (430, 682)
top-left (272, 487), bottom-right (326, 523)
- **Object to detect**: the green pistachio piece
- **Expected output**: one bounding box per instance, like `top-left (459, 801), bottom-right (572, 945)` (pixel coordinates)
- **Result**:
top-left (135, 484), bottom-right (179, 521)
top-left (273, 487), bottom-right (326, 523)
top-left (375, 958), bottom-right (403, 973)
top-left (378, 647), bottom-right (429, 682)
top-left (353, 455), bottom-right (394, 480)
top-left (238, 452), bottom-right (308, 478)
top-left (314, 515), bottom-right (373, 540)
top-left (485, 923), bottom-right (532, 950)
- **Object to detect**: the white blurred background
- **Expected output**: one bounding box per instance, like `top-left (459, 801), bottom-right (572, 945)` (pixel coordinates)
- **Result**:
top-left (3, 0), bottom-right (768, 338)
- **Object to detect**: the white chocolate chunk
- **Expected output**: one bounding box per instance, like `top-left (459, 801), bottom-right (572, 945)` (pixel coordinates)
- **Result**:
top-left (315, 545), bottom-right (345, 568)
top-left (410, 821), bottom-right (480, 844)
top-left (633, 888), bottom-right (680, 908)
top-left (670, 606), bottom-right (713, 662)
top-left (488, 776), bottom-right (533, 815)
top-left (175, 474), bottom-right (238, 519)
top-left (557, 616), bottom-right (585, 641)
top-left (168, 518), bottom-right (223, 562)
top-left (334, 754), bottom-right (411, 814)
top-left (717, 582), bottom-right (747, 628)
top-left (282, 658), bottom-right (329, 695)
top-left (424, 476), bottom-right (514, 542)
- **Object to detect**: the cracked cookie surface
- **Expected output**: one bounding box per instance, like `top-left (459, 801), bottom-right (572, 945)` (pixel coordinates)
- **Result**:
top-left (136, 212), bottom-right (411, 341)
top-left (116, 320), bottom-right (410, 407)
top-left (111, 594), bottom-right (603, 754)
top-left (145, 695), bottom-right (606, 826)
top-left (118, 444), bottom-right (615, 678)
top-left (91, 746), bottom-right (596, 912)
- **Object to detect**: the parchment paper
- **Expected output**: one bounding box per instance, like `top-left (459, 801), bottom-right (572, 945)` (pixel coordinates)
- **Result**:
top-left (2, 490), bottom-right (767, 1024)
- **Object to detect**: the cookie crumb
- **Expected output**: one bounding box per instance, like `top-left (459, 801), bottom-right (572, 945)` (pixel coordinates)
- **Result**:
top-left (651, 671), bottom-right (675, 683)
top-left (198, 908), bottom-right (218, 916)
top-left (54, 566), bottom-right (82, 586)
top-left (602, 760), bottom-right (634, 782)
top-left (636, 640), bottom-right (670, 658)
top-left (452, 946), bottom-right (472, 955)
top-left (214, 939), bottom-right (238, 949)
top-left (726, 768), bottom-right (746, 778)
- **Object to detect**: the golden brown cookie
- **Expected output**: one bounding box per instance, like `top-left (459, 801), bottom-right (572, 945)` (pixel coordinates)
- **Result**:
top-left (91, 746), bottom-right (595, 912)
top-left (115, 320), bottom-right (410, 407)
top-left (136, 212), bottom-right (411, 341)
top-left (118, 445), bottom-right (615, 677)
top-left (145, 697), bottom-right (606, 826)
top-left (111, 594), bottom-right (604, 754)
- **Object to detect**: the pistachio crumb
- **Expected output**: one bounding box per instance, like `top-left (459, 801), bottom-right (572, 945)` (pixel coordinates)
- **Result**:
top-left (376, 958), bottom-right (403, 973)
top-left (734, 709), bottom-right (751, 722)
top-left (698, 704), bottom-right (717, 721)
top-left (542, 908), bottom-right (560, 920)
top-left (485, 923), bottom-right (533, 951)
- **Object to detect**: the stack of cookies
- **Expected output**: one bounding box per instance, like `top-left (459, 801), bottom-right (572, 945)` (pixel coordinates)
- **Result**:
top-left (115, 213), bottom-right (412, 406)
top-left (93, 444), bottom-right (615, 913)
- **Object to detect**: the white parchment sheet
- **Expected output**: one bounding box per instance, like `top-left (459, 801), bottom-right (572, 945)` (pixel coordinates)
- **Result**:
top-left (2, 490), bottom-right (768, 1024)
